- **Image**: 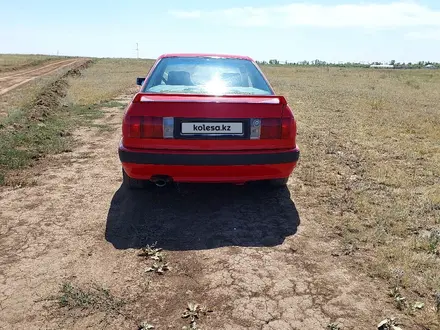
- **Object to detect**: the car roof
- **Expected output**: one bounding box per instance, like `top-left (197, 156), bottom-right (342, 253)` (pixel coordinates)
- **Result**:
top-left (158, 53), bottom-right (254, 61)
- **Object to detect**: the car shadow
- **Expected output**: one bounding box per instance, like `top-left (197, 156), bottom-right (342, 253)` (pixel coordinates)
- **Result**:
top-left (105, 182), bottom-right (300, 251)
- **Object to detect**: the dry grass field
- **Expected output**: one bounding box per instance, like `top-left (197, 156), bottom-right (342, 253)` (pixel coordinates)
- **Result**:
top-left (65, 58), bottom-right (155, 105)
top-left (265, 65), bottom-right (440, 326)
top-left (0, 55), bottom-right (439, 329)
top-left (0, 54), bottom-right (68, 73)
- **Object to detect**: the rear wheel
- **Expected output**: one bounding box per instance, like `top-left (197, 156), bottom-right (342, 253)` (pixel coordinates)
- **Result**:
top-left (122, 169), bottom-right (145, 189)
top-left (268, 177), bottom-right (289, 187)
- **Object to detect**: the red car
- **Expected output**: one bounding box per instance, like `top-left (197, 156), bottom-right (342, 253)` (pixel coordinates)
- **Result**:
top-left (119, 53), bottom-right (299, 188)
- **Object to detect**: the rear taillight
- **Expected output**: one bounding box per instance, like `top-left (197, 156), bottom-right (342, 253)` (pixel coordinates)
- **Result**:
top-left (261, 118), bottom-right (282, 139)
top-left (142, 116), bottom-right (163, 138)
top-left (123, 116), bottom-right (170, 139)
top-left (123, 116), bottom-right (142, 138)
top-left (259, 118), bottom-right (293, 139)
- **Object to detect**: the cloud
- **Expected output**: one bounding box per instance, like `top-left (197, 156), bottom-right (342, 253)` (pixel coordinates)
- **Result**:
top-left (405, 30), bottom-right (440, 40)
top-left (169, 2), bottom-right (440, 29)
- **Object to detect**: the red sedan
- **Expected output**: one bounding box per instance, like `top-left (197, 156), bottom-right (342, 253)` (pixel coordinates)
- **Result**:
top-left (119, 53), bottom-right (300, 188)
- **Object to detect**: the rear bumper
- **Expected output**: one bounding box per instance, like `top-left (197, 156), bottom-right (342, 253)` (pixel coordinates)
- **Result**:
top-left (119, 145), bottom-right (299, 183)
top-left (119, 146), bottom-right (299, 166)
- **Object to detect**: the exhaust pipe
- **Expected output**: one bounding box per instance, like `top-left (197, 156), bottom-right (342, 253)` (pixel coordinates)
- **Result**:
top-left (150, 175), bottom-right (172, 187)
top-left (154, 180), bottom-right (167, 187)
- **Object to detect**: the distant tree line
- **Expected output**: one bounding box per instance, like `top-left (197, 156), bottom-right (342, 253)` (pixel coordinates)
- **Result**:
top-left (257, 59), bottom-right (440, 69)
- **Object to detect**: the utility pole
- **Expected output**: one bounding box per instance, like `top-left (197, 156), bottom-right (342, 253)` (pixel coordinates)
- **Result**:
top-left (136, 43), bottom-right (139, 59)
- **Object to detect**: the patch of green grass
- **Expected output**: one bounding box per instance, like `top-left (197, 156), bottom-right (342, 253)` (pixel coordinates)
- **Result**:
top-left (69, 103), bottom-right (106, 121)
top-left (57, 282), bottom-right (124, 313)
top-left (99, 100), bottom-right (127, 109)
top-left (428, 230), bottom-right (440, 255)
top-left (0, 108), bottom-right (25, 127)
top-left (58, 282), bottom-right (94, 308)
top-left (0, 57), bottom-right (141, 186)
top-left (0, 103), bottom-right (105, 185)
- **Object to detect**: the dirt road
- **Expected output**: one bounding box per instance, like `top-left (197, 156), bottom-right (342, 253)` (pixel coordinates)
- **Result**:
top-left (0, 97), bottom-right (407, 329)
top-left (0, 59), bottom-right (83, 96)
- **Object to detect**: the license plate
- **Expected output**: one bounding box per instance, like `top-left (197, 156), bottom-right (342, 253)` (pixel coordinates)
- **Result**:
top-left (181, 122), bottom-right (243, 135)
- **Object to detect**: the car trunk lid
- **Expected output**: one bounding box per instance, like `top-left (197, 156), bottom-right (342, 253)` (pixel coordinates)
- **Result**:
top-left (122, 93), bottom-right (296, 151)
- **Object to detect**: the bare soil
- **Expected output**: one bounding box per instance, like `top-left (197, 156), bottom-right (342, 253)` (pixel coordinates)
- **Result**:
top-left (0, 96), bottom-right (412, 330)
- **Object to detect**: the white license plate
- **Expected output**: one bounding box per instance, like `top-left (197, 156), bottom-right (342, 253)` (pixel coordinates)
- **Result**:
top-left (181, 122), bottom-right (243, 134)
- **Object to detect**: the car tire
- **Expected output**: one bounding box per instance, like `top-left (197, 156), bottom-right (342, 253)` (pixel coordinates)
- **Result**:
top-left (268, 177), bottom-right (289, 187)
top-left (122, 169), bottom-right (145, 189)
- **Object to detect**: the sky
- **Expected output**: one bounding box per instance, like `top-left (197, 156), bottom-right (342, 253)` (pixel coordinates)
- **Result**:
top-left (1, 0), bottom-right (440, 63)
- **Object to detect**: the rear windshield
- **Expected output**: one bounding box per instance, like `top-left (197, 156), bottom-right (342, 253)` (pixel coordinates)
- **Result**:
top-left (143, 57), bottom-right (274, 96)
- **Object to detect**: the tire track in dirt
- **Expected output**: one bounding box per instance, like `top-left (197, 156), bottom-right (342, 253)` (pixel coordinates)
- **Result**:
top-left (0, 96), bottom-right (409, 329)
top-left (0, 58), bottom-right (85, 96)
top-left (0, 59), bottom-right (76, 81)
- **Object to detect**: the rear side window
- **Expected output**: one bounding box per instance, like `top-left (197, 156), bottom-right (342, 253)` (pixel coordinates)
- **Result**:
top-left (143, 57), bottom-right (274, 95)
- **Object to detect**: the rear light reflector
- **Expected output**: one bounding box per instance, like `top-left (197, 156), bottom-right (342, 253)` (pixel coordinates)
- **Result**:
top-left (281, 117), bottom-right (292, 140)
top-left (163, 117), bottom-right (174, 139)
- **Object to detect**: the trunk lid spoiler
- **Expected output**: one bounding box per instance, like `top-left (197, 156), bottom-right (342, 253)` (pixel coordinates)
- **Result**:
top-left (132, 93), bottom-right (287, 105)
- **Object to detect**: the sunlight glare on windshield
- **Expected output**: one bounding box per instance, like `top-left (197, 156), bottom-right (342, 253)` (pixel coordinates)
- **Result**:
top-left (203, 72), bottom-right (227, 95)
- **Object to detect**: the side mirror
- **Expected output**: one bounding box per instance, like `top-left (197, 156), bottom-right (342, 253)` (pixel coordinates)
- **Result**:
top-left (136, 77), bottom-right (146, 86)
